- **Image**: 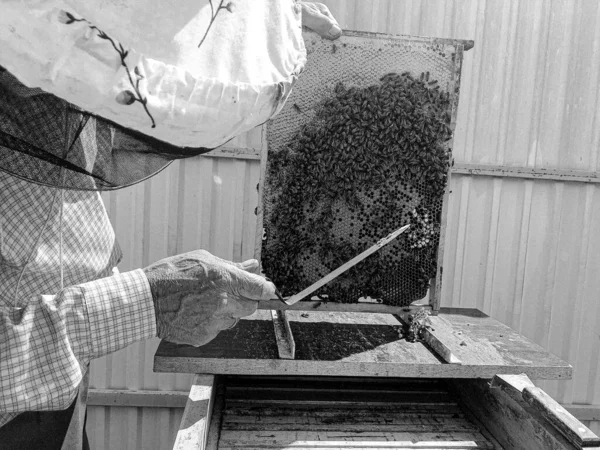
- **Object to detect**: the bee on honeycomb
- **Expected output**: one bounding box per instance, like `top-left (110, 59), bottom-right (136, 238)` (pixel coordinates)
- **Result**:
top-left (262, 72), bottom-right (453, 306)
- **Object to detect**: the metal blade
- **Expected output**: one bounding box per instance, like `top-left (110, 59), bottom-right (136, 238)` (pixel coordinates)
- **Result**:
top-left (281, 224), bottom-right (410, 306)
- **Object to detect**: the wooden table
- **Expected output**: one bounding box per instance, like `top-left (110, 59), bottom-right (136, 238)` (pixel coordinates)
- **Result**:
top-left (154, 307), bottom-right (571, 380)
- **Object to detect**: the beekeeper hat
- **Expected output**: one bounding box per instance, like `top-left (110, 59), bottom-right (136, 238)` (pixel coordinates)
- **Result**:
top-left (0, 0), bottom-right (306, 190)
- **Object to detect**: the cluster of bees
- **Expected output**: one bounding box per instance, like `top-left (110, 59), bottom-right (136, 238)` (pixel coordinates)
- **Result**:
top-left (262, 71), bottom-right (453, 306)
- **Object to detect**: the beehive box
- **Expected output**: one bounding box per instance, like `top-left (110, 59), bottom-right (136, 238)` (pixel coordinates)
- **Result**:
top-left (256, 31), bottom-right (473, 312)
top-left (170, 374), bottom-right (599, 450)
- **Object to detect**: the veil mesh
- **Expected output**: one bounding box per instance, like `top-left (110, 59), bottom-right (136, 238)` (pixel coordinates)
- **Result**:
top-left (0, 68), bottom-right (211, 191)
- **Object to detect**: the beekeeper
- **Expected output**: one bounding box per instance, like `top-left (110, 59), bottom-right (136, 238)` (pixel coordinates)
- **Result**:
top-left (0, 1), bottom-right (341, 448)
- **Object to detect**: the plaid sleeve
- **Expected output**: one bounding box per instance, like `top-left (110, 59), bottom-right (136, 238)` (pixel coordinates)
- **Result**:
top-left (0, 269), bottom-right (156, 418)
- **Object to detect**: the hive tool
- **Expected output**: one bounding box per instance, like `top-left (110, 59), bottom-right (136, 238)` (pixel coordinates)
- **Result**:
top-left (277, 224), bottom-right (410, 306)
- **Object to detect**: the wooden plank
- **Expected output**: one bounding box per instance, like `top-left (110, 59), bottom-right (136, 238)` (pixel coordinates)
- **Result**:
top-left (219, 447), bottom-right (488, 450)
top-left (225, 376), bottom-right (446, 392)
top-left (452, 164), bottom-right (600, 184)
top-left (224, 379), bottom-right (454, 404)
top-left (226, 399), bottom-right (459, 409)
top-left (490, 373), bottom-right (536, 403)
top-left (420, 328), bottom-right (462, 365)
top-left (224, 389), bottom-right (454, 404)
top-left (219, 446), bottom-right (490, 450)
top-left (154, 308), bottom-right (571, 380)
top-left (223, 409), bottom-right (466, 422)
top-left (492, 374), bottom-right (600, 447)
top-left (216, 376), bottom-right (494, 450)
top-left (416, 310), bottom-right (572, 378)
top-left (258, 300), bottom-right (426, 315)
top-left (452, 379), bottom-right (580, 450)
top-left (271, 309), bottom-right (295, 359)
top-left (394, 314), bottom-right (461, 365)
top-left (522, 387), bottom-right (600, 448)
top-left (223, 404), bottom-right (464, 417)
top-left (220, 420), bottom-right (478, 433)
top-left (173, 375), bottom-right (216, 450)
top-left (217, 430), bottom-right (493, 449)
top-left (226, 385), bottom-right (449, 396)
top-left (201, 147), bottom-right (261, 160)
top-left (219, 447), bottom-right (487, 450)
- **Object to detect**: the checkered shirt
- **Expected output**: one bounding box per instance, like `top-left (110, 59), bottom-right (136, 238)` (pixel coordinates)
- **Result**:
top-left (0, 171), bottom-right (157, 427)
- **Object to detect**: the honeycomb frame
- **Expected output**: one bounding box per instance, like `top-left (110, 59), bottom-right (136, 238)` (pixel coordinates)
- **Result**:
top-left (255, 31), bottom-right (473, 313)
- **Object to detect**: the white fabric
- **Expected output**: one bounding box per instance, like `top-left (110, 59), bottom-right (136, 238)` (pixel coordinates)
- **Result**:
top-left (0, 0), bottom-right (306, 148)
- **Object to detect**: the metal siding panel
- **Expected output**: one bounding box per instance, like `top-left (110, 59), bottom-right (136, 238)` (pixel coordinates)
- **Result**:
top-left (320, 0), bottom-right (600, 171)
top-left (443, 177), bottom-right (600, 408)
top-left (87, 406), bottom-right (183, 450)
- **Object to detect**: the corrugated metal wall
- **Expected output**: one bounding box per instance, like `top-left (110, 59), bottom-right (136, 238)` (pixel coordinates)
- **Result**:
top-left (90, 0), bottom-right (600, 446)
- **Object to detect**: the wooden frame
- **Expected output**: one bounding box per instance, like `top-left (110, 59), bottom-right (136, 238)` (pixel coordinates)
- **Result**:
top-left (254, 31), bottom-right (473, 318)
top-left (173, 375), bottom-right (217, 450)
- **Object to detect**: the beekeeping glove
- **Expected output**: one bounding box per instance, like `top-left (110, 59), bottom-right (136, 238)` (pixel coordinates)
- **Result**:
top-left (143, 250), bottom-right (275, 347)
top-left (301, 2), bottom-right (342, 40)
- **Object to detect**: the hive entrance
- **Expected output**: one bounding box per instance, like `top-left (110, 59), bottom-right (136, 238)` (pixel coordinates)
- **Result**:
top-left (257, 32), bottom-right (471, 310)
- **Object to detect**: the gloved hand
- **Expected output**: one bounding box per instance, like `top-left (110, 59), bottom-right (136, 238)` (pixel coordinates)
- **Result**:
top-left (300, 2), bottom-right (342, 40)
top-left (143, 250), bottom-right (275, 347)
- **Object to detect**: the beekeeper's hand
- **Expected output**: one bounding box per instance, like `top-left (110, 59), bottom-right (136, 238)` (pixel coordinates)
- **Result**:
top-left (143, 250), bottom-right (275, 346)
top-left (301, 2), bottom-right (342, 40)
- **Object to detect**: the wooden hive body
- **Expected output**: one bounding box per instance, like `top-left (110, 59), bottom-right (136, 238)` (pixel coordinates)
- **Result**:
top-left (171, 374), bottom-right (600, 450)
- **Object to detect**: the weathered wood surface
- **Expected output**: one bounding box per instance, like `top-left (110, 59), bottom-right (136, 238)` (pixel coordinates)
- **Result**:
top-left (215, 376), bottom-right (493, 449)
top-left (453, 378), bottom-right (600, 450)
top-left (491, 374), bottom-right (600, 448)
top-left (420, 326), bottom-right (463, 364)
top-left (394, 314), bottom-right (462, 365)
top-left (154, 308), bottom-right (571, 379)
top-left (173, 375), bottom-right (216, 450)
top-left (271, 309), bottom-right (296, 359)
top-left (452, 163), bottom-right (600, 184)
top-left (523, 387), bottom-right (600, 448)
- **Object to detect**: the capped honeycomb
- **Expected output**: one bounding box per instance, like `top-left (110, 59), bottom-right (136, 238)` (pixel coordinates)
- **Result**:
top-left (258, 32), bottom-right (469, 307)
